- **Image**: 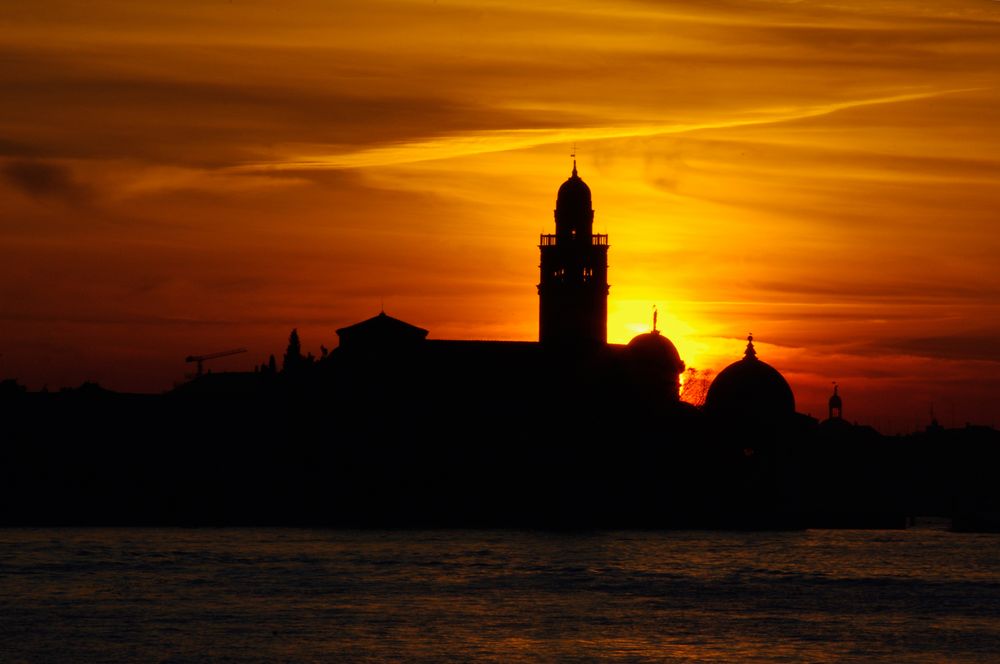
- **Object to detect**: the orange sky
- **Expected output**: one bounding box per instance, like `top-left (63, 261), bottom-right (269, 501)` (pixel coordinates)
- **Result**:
top-left (2, 0), bottom-right (999, 432)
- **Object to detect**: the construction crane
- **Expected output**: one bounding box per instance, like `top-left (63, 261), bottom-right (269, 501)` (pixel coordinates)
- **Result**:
top-left (185, 348), bottom-right (247, 377)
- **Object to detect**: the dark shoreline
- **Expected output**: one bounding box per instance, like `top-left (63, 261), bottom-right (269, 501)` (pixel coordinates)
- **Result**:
top-left (2, 380), bottom-right (996, 531)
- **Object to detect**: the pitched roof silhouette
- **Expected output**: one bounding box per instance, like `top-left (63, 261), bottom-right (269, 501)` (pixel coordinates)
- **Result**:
top-left (336, 311), bottom-right (429, 350)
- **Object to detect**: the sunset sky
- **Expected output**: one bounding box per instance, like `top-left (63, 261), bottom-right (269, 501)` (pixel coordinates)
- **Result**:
top-left (2, 0), bottom-right (999, 431)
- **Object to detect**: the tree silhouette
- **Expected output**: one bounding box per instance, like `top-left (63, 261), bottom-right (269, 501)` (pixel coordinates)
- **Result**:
top-left (283, 329), bottom-right (302, 373)
top-left (680, 367), bottom-right (713, 407)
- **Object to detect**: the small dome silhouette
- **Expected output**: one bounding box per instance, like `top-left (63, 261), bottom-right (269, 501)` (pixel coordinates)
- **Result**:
top-left (556, 162), bottom-right (592, 211)
top-left (627, 330), bottom-right (685, 375)
top-left (705, 334), bottom-right (795, 419)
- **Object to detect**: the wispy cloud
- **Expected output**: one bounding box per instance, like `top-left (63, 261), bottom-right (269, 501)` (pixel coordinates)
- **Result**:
top-left (1, 159), bottom-right (92, 203)
top-left (234, 89), bottom-right (978, 172)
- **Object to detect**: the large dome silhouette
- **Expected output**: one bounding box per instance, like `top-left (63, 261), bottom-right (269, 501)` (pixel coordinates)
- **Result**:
top-left (705, 335), bottom-right (795, 419)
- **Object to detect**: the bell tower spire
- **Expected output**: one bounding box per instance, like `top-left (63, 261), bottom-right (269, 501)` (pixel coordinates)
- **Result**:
top-left (537, 161), bottom-right (609, 346)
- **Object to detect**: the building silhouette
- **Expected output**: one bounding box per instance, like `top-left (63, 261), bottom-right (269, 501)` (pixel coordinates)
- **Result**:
top-left (320, 162), bottom-right (699, 412)
top-left (538, 161), bottom-right (609, 346)
top-left (131, 160), bottom-right (800, 430)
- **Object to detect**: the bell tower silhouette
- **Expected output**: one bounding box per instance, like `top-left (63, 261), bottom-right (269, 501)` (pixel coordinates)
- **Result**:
top-left (538, 161), bottom-right (609, 346)
top-left (829, 383), bottom-right (843, 420)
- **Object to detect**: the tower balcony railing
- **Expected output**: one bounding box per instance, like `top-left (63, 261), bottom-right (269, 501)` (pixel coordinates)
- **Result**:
top-left (539, 234), bottom-right (609, 247)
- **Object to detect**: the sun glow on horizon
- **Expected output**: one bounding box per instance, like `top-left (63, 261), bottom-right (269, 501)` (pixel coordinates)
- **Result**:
top-left (607, 299), bottom-right (721, 373)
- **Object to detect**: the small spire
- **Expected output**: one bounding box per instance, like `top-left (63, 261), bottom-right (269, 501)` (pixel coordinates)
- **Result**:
top-left (744, 332), bottom-right (757, 359)
top-left (652, 305), bottom-right (659, 334)
top-left (570, 143), bottom-right (578, 177)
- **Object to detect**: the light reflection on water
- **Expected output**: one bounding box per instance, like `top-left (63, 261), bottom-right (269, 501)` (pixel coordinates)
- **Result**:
top-left (1, 525), bottom-right (998, 662)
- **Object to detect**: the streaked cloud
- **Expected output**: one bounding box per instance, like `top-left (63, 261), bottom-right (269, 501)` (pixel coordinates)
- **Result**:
top-left (1, 0), bottom-right (999, 430)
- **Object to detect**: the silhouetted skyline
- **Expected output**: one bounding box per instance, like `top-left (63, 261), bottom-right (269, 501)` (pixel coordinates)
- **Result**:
top-left (1, 1), bottom-right (999, 432)
top-left (2, 167), bottom-right (998, 531)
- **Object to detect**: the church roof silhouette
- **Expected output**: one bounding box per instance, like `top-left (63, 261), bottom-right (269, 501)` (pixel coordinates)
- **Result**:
top-left (271, 162), bottom-right (797, 422)
top-left (336, 311), bottom-right (429, 351)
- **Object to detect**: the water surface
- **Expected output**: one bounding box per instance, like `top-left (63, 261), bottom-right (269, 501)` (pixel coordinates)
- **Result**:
top-left (1, 525), bottom-right (998, 662)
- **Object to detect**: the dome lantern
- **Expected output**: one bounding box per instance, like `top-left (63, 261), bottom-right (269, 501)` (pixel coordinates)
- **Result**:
top-left (555, 161), bottom-right (594, 237)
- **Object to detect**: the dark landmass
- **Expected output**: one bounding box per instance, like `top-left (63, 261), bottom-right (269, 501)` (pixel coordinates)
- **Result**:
top-left (2, 351), bottom-right (996, 530)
